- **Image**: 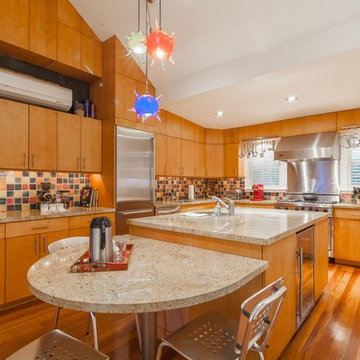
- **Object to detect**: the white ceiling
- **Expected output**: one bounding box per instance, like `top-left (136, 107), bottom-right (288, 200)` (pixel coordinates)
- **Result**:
top-left (71, 0), bottom-right (360, 128)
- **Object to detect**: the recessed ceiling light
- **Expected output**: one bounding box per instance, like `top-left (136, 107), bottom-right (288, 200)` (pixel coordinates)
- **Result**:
top-left (215, 110), bottom-right (225, 117)
top-left (286, 96), bottom-right (298, 103)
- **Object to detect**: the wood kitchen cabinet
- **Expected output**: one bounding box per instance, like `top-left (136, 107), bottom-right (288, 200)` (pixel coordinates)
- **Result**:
top-left (334, 208), bottom-right (360, 264)
top-left (82, 34), bottom-right (102, 77)
top-left (0, 225), bottom-right (5, 305)
top-left (0, 0), bottom-right (29, 49)
top-left (206, 144), bottom-right (224, 178)
top-left (29, 0), bottom-right (57, 60)
top-left (57, 112), bottom-right (81, 171)
top-left (0, 99), bottom-right (29, 170)
top-left (69, 213), bottom-right (115, 237)
top-left (166, 136), bottom-right (181, 176)
top-left (194, 142), bottom-right (206, 177)
top-left (224, 143), bottom-right (239, 177)
top-left (115, 73), bottom-right (137, 122)
top-left (181, 119), bottom-right (194, 141)
top-left (57, 22), bottom-right (81, 70)
top-left (41, 230), bottom-right (70, 257)
top-left (29, 106), bottom-right (57, 171)
top-left (81, 117), bottom-right (102, 172)
top-left (205, 129), bottom-right (224, 145)
top-left (166, 112), bottom-right (182, 138)
top-left (6, 234), bottom-right (40, 302)
top-left (155, 134), bottom-right (167, 176)
top-left (181, 139), bottom-right (195, 176)
top-left (281, 113), bottom-right (337, 137)
top-left (57, 0), bottom-right (82, 32)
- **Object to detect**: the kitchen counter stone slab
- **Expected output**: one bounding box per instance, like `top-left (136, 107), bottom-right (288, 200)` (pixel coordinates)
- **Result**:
top-left (27, 235), bottom-right (267, 313)
top-left (129, 208), bottom-right (327, 245)
top-left (0, 207), bottom-right (115, 223)
top-left (334, 203), bottom-right (360, 210)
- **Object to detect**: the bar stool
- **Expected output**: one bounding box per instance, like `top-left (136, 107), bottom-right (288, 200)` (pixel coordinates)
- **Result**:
top-left (6, 329), bottom-right (109, 360)
top-left (48, 237), bottom-right (142, 351)
top-left (156, 277), bottom-right (286, 360)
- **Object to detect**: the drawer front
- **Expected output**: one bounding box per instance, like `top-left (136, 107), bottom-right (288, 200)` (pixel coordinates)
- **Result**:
top-left (6, 218), bottom-right (69, 238)
top-left (334, 209), bottom-right (360, 220)
top-left (69, 212), bottom-right (115, 229)
top-left (179, 204), bottom-right (214, 212)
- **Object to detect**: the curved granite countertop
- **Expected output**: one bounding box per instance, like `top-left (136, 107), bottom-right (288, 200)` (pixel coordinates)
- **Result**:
top-left (0, 207), bottom-right (115, 223)
top-left (27, 235), bottom-right (267, 313)
top-left (129, 208), bottom-right (327, 246)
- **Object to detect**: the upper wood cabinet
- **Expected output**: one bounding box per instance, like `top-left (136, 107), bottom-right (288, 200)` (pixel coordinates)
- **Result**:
top-left (166, 112), bottom-right (182, 138)
top-left (155, 134), bottom-right (167, 176)
top-left (181, 119), bottom-right (194, 141)
top-left (206, 129), bottom-right (224, 144)
top-left (81, 117), bottom-right (102, 172)
top-left (115, 73), bottom-right (137, 121)
top-left (181, 139), bottom-right (195, 176)
top-left (224, 128), bottom-right (239, 144)
top-left (82, 34), bottom-right (102, 77)
top-left (194, 142), bottom-right (206, 177)
top-left (206, 144), bottom-right (224, 178)
top-left (337, 109), bottom-right (360, 130)
top-left (238, 121), bottom-right (282, 140)
top-left (57, 22), bottom-right (81, 69)
top-left (193, 124), bottom-right (205, 143)
top-left (29, 106), bottom-right (57, 171)
top-left (281, 113), bottom-right (337, 137)
top-left (166, 136), bottom-right (181, 176)
top-left (57, 112), bottom-right (81, 171)
top-left (224, 143), bottom-right (239, 177)
top-left (0, 0), bottom-right (29, 49)
top-left (0, 99), bottom-right (28, 170)
top-left (57, 0), bottom-right (82, 31)
top-left (29, 0), bottom-right (57, 60)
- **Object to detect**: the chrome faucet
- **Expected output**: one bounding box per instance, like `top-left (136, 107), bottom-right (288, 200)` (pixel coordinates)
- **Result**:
top-left (212, 196), bottom-right (235, 216)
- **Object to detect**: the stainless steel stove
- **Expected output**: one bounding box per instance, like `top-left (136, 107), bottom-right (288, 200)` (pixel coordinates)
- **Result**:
top-left (275, 194), bottom-right (340, 258)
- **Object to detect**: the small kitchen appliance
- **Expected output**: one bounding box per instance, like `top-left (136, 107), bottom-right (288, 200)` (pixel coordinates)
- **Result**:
top-left (188, 185), bottom-right (195, 200)
top-left (89, 217), bottom-right (113, 263)
top-left (252, 184), bottom-right (264, 201)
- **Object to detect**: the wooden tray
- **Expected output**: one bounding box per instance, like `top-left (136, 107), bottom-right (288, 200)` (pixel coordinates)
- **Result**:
top-left (71, 244), bottom-right (133, 273)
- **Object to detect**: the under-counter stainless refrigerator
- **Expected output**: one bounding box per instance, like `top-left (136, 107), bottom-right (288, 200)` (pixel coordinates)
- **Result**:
top-left (116, 126), bottom-right (155, 234)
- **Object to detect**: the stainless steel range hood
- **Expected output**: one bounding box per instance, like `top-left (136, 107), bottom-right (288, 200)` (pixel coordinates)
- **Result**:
top-left (274, 132), bottom-right (339, 161)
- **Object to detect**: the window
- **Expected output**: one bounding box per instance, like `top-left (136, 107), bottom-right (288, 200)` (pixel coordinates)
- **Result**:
top-left (245, 151), bottom-right (287, 190)
top-left (340, 146), bottom-right (360, 189)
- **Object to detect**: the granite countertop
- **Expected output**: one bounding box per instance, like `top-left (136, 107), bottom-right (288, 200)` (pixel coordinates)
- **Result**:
top-left (0, 207), bottom-right (115, 223)
top-left (334, 203), bottom-right (360, 210)
top-left (129, 208), bottom-right (327, 246)
top-left (27, 235), bottom-right (268, 313)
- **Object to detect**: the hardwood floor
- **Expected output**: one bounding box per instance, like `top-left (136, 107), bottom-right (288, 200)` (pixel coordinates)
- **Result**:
top-left (0, 264), bottom-right (359, 359)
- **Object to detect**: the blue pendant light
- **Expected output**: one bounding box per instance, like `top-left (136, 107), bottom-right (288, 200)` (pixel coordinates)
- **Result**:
top-left (134, 91), bottom-right (162, 122)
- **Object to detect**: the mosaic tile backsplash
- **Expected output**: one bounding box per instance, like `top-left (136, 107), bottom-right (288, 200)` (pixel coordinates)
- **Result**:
top-left (155, 176), bottom-right (286, 201)
top-left (0, 171), bottom-right (90, 212)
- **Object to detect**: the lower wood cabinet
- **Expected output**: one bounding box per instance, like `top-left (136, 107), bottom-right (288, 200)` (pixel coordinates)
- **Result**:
top-left (334, 208), bottom-right (360, 264)
top-left (3, 212), bottom-right (115, 305)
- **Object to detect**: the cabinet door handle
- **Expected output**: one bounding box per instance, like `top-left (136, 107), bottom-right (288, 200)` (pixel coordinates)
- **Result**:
top-left (83, 158), bottom-right (86, 170)
top-left (31, 154), bottom-right (35, 167)
top-left (23, 153), bottom-right (26, 167)
top-left (43, 235), bottom-right (47, 253)
top-left (35, 236), bottom-right (39, 255)
top-left (31, 225), bottom-right (49, 230)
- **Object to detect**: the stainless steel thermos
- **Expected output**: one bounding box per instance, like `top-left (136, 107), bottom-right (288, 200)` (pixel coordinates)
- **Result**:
top-left (89, 217), bottom-right (113, 263)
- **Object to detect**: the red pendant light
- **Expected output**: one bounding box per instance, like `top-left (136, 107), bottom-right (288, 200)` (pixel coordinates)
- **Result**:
top-left (146, 27), bottom-right (175, 63)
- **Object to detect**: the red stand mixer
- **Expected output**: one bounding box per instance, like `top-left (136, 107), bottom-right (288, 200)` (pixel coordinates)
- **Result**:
top-left (251, 184), bottom-right (264, 201)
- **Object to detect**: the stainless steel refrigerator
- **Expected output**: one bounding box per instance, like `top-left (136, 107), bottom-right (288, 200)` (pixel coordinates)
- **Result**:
top-left (116, 126), bottom-right (155, 234)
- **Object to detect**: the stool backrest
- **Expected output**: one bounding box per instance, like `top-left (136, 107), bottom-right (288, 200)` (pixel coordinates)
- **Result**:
top-left (234, 277), bottom-right (287, 359)
top-left (48, 237), bottom-right (89, 253)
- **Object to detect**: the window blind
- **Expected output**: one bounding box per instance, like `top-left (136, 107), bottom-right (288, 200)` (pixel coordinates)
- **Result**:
top-left (248, 151), bottom-right (281, 186)
top-left (349, 147), bottom-right (360, 186)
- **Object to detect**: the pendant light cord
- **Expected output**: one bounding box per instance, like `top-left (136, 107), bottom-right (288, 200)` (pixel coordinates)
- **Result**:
top-left (137, 0), bottom-right (140, 32)
top-left (145, 0), bottom-right (149, 93)
top-left (159, 0), bottom-right (162, 29)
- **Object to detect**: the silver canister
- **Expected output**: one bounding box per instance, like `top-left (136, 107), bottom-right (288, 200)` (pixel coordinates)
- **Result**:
top-left (89, 217), bottom-right (113, 263)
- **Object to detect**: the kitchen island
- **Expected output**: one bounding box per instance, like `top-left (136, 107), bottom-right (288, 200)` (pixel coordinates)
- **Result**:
top-left (129, 207), bottom-right (329, 360)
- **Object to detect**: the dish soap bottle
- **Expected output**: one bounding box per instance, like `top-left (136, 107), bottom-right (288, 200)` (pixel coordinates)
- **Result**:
top-left (215, 201), bottom-right (222, 216)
